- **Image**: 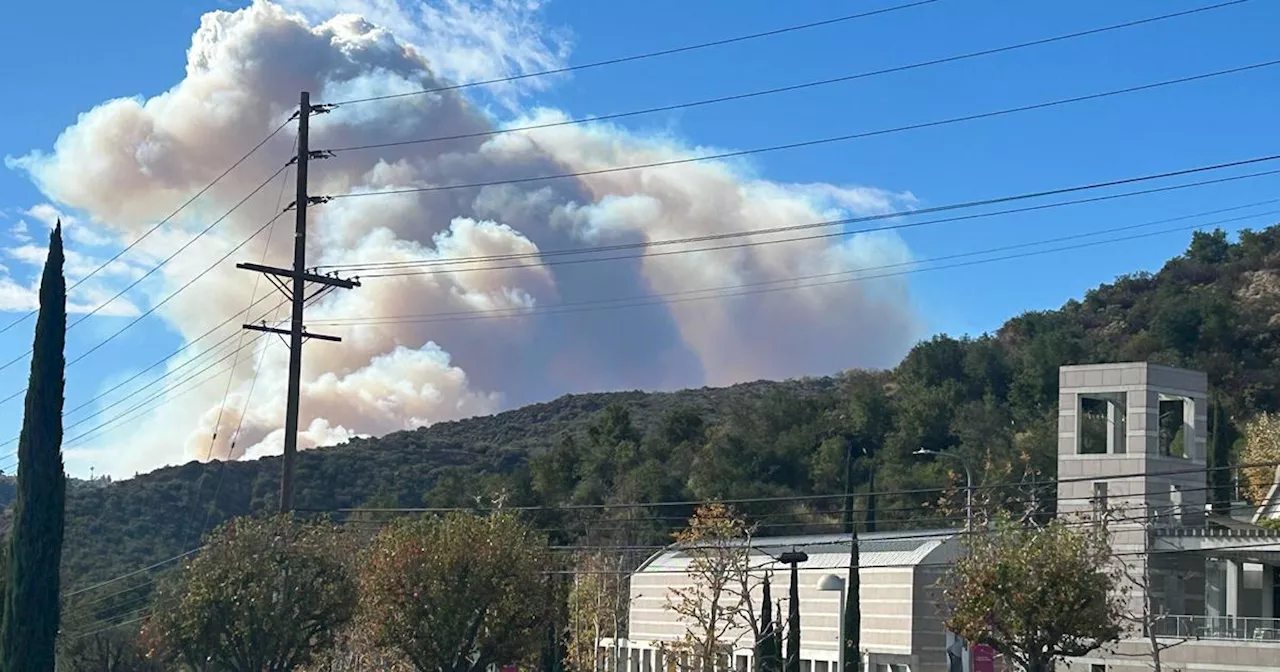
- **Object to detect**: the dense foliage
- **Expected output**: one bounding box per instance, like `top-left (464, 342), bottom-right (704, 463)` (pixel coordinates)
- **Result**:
top-left (941, 515), bottom-right (1125, 672)
top-left (358, 511), bottom-right (552, 672)
top-left (139, 514), bottom-right (356, 671)
top-left (51, 226), bottom-right (1280, 629)
top-left (2, 223), bottom-right (66, 672)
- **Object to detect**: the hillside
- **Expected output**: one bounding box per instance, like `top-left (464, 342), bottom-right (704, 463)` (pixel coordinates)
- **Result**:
top-left (57, 226), bottom-right (1280, 619)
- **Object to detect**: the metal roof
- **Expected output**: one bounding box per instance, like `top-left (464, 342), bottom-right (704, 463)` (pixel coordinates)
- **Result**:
top-left (634, 528), bottom-right (961, 574)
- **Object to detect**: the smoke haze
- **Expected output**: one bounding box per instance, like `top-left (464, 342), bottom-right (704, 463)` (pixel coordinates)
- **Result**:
top-left (6, 0), bottom-right (923, 476)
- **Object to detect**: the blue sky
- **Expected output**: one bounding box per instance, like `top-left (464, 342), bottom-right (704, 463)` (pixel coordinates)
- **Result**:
top-left (0, 0), bottom-right (1277, 478)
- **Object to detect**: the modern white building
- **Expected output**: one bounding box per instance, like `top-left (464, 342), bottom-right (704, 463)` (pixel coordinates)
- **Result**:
top-left (608, 361), bottom-right (1280, 672)
top-left (605, 529), bottom-right (970, 672)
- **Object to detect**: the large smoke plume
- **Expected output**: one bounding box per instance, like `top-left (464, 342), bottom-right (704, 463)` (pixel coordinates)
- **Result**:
top-left (7, 0), bottom-right (922, 476)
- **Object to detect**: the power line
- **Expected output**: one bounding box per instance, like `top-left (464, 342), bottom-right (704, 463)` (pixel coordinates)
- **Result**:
top-left (63, 331), bottom-right (257, 435)
top-left (305, 205), bottom-right (1280, 328)
top-left (61, 333), bottom-right (270, 450)
top-left (6, 154), bottom-right (1267, 431)
top-left (65, 612), bottom-right (151, 643)
top-left (64, 490), bottom-right (1275, 629)
top-left (0, 162), bottom-right (292, 378)
top-left (326, 169), bottom-right (1280, 278)
top-left (181, 143), bottom-right (296, 553)
top-left (317, 0), bottom-right (944, 106)
top-left (336, 483), bottom-right (1238, 527)
top-left (62, 464), bottom-right (1270, 624)
top-left (64, 294), bottom-right (285, 420)
top-left (59, 506), bottom-right (1178, 634)
top-left (65, 547), bottom-right (202, 599)
top-left (35, 164), bottom-right (1267, 457)
top-left (196, 333), bottom-right (276, 543)
top-left (0, 205), bottom-right (1271, 469)
top-left (0, 295), bottom-right (289, 469)
top-left (0, 199), bottom-right (291, 408)
top-left (322, 59), bottom-right (1280, 199)
top-left (321, 1), bottom-right (1255, 155)
top-left (0, 118), bottom-right (294, 338)
top-left (0, 219), bottom-right (338, 467)
top-left (310, 459), bottom-right (1280, 515)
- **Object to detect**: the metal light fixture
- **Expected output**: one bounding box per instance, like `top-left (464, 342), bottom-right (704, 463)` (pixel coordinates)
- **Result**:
top-left (816, 574), bottom-right (846, 672)
top-left (914, 447), bottom-right (974, 533)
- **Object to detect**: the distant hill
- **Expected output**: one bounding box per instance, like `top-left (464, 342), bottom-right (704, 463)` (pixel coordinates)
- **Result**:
top-left (54, 225), bottom-right (1280, 621)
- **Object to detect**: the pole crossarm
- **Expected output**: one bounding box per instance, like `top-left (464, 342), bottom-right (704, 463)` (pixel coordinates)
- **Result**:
top-left (235, 262), bottom-right (360, 290)
top-left (241, 322), bottom-right (342, 343)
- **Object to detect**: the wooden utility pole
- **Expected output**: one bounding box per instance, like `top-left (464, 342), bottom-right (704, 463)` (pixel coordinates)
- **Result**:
top-left (239, 91), bottom-right (358, 512)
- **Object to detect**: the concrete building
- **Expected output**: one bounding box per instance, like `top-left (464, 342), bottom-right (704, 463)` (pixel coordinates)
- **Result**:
top-left (606, 530), bottom-right (968, 672)
top-left (1057, 362), bottom-right (1280, 671)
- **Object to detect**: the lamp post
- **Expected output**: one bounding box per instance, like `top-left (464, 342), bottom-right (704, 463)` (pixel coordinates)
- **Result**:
top-left (817, 574), bottom-right (845, 672)
top-left (913, 448), bottom-right (973, 532)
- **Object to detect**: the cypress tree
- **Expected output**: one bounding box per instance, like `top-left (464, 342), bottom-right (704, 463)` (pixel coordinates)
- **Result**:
top-left (842, 441), bottom-right (863, 672)
top-left (1, 222), bottom-right (67, 672)
top-left (757, 576), bottom-right (775, 672)
top-left (774, 602), bottom-right (784, 672)
top-left (844, 533), bottom-right (861, 672)
top-left (785, 563), bottom-right (800, 672)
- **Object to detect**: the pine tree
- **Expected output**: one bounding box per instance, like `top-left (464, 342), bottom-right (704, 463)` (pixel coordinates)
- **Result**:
top-left (1, 222), bottom-right (67, 672)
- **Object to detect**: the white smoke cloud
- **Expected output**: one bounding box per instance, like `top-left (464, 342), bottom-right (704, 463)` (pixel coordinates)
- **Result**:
top-left (10, 0), bottom-right (923, 477)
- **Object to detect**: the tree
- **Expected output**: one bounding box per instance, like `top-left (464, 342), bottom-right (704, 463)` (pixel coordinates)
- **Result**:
top-left (566, 553), bottom-right (629, 672)
top-left (1108, 526), bottom-right (1184, 672)
top-left (784, 563), bottom-right (800, 672)
top-left (140, 514), bottom-right (356, 671)
top-left (359, 511), bottom-right (552, 672)
top-left (1, 222), bottom-right (66, 672)
top-left (60, 631), bottom-right (162, 672)
top-left (663, 503), bottom-right (756, 672)
top-left (1240, 412), bottom-right (1280, 505)
top-left (843, 534), bottom-right (860, 672)
top-left (941, 516), bottom-right (1124, 672)
top-left (754, 577), bottom-right (780, 672)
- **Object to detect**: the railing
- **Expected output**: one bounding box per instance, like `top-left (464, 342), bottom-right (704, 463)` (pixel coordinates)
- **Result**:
top-left (1151, 615), bottom-right (1280, 641)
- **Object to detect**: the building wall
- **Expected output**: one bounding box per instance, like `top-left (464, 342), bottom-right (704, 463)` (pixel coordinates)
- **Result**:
top-left (626, 562), bottom-right (957, 672)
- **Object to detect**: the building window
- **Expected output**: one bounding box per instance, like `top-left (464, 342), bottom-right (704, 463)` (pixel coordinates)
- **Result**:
top-left (1080, 396), bottom-right (1109, 454)
top-left (1090, 664), bottom-right (1107, 672)
top-left (735, 656), bottom-right (748, 672)
top-left (1159, 397), bottom-right (1188, 458)
top-left (814, 662), bottom-right (828, 672)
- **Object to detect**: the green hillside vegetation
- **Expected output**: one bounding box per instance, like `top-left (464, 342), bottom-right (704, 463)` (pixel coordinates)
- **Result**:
top-left (58, 227), bottom-right (1280, 625)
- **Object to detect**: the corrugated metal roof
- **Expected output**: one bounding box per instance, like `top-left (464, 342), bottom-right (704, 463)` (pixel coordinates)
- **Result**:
top-left (635, 528), bottom-right (960, 573)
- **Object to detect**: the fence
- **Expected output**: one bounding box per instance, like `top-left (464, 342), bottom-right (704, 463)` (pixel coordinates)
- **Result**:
top-left (1151, 615), bottom-right (1280, 641)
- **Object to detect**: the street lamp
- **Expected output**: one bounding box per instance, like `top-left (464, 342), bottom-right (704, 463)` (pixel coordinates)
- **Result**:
top-left (816, 574), bottom-right (845, 672)
top-left (913, 448), bottom-right (973, 532)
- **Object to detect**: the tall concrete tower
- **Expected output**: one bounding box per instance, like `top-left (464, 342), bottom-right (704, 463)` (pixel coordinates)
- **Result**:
top-left (1057, 362), bottom-right (1209, 619)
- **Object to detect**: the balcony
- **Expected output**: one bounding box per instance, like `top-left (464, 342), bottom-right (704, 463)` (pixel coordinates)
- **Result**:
top-left (1151, 615), bottom-right (1280, 642)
